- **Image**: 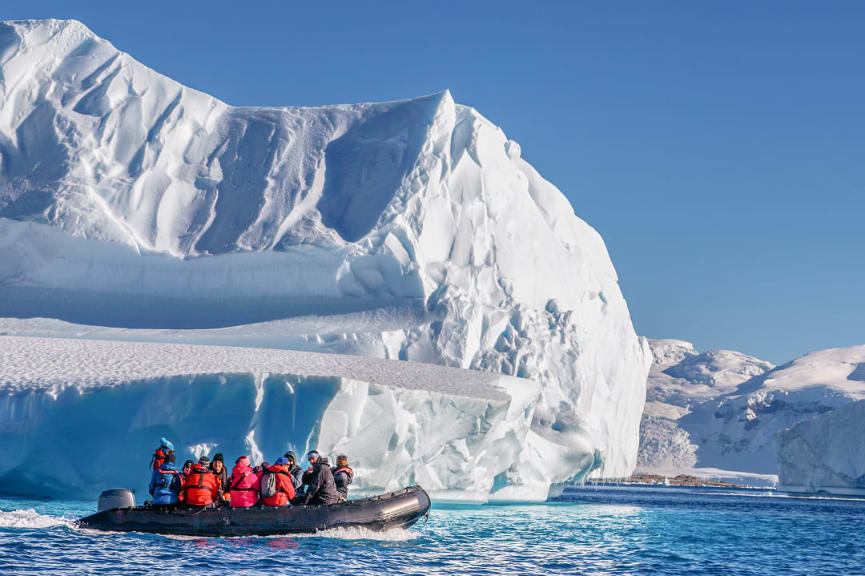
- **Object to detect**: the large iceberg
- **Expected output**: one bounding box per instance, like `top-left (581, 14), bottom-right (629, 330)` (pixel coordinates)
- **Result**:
top-left (638, 339), bottom-right (865, 483)
top-left (776, 398), bottom-right (865, 495)
top-left (0, 19), bottom-right (651, 498)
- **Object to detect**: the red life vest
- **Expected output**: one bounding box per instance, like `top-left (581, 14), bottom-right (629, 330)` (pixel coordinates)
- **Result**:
top-left (151, 447), bottom-right (173, 470)
top-left (180, 465), bottom-right (220, 506)
top-left (333, 466), bottom-right (354, 478)
top-left (261, 464), bottom-right (296, 507)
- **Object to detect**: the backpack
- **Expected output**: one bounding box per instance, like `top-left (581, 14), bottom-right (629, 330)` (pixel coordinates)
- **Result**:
top-left (260, 471), bottom-right (277, 498)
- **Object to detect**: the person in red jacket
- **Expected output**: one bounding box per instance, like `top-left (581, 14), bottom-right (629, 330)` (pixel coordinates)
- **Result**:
top-left (261, 457), bottom-right (296, 507)
top-left (228, 455), bottom-right (261, 508)
top-left (179, 456), bottom-right (221, 506)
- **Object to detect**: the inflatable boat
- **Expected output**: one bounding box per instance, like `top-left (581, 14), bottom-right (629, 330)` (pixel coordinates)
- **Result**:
top-left (78, 485), bottom-right (430, 537)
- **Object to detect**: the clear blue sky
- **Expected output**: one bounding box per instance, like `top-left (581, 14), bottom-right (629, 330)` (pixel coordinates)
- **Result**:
top-left (3, 1), bottom-right (863, 363)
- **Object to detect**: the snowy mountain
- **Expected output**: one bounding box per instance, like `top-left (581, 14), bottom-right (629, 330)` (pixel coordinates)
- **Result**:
top-left (777, 398), bottom-right (865, 495)
top-left (0, 19), bottom-right (651, 499)
top-left (638, 339), bottom-right (774, 478)
top-left (639, 339), bottom-right (865, 483)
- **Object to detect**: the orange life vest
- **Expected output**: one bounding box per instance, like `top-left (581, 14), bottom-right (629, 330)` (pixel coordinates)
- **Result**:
top-left (180, 465), bottom-right (220, 506)
top-left (151, 448), bottom-right (167, 470)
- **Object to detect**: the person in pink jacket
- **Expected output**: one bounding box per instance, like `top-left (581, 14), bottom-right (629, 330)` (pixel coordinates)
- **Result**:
top-left (228, 455), bottom-right (261, 507)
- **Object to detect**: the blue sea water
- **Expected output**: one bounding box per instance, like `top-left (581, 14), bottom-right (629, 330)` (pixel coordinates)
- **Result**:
top-left (1, 485), bottom-right (864, 575)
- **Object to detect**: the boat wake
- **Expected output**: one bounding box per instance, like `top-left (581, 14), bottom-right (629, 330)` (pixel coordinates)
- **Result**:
top-left (0, 508), bottom-right (73, 529)
top-left (159, 526), bottom-right (421, 542)
top-left (294, 526), bottom-right (420, 541)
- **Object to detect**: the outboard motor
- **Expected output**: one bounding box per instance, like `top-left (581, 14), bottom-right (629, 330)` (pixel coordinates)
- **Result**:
top-left (98, 489), bottom-right (135, 512)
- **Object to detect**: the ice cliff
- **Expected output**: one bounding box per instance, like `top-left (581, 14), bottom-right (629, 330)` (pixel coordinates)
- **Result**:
top-left (639, 339), bottom-right (865, 482)
top-left (0, 19), bottom-right (651, 498)
top-left (0, 335), bottom-right (547, 500)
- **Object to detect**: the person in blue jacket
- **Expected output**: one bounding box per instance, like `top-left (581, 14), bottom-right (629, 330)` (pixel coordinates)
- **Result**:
top-left (149, 453), bottom-right (183, 505)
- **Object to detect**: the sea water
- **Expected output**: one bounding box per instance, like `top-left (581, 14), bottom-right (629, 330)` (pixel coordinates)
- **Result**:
top-left (1, 485), bottom-right (863, 575)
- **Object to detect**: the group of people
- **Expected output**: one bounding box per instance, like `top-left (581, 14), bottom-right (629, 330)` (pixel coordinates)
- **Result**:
top-left (148, 438), bottom-right (354, 508)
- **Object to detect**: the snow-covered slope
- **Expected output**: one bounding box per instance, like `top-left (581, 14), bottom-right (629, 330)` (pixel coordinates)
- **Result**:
top-left (0, 19), bottom-right (651, 492)
top-left (639, 340), bottom-right (865, 481)
top-left (776, 398), bottom-right (865, 495)
top-left (684, 346), bottom-right (865, 475)
top-left (638, 339), bottom-right (774, 476)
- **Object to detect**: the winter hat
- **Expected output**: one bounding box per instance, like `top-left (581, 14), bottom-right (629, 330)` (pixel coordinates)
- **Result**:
top-left (307, 450), bottom-right (320, 462)
top-left (198, 456), bottom-right (210, 466)
top-left (284, 451), bottom-right (298, 463)
top-left (182, 459), bottom-right (194, 469)
top-left (160, 437), bottom-right (174, 451)
top-left (235, 455), bottom-right (250, 465)
top-left (213, 453), bottom-right (224, 463)
top-left (275, 456), bottom-right (290, 466)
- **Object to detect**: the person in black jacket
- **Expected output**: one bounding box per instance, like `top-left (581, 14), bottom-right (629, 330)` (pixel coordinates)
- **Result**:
top-left (283, 450), bottom-right (304, 491)
top-left (300, 450), bottom-right (339, 505)
top-left (331, 454), bottom-right (354, 501)
top-left (210, 453), bottom-right (230, 505)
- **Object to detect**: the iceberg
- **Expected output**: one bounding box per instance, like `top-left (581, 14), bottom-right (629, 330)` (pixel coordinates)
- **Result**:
top-left (776, 398), bottom-right (865, 495)
top-left (0, 18), bottom-right (651, 497)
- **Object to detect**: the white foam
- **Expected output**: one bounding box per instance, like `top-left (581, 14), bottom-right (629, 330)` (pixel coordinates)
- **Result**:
top-left (0, 508), bottom-right (71, 529)
top-left (295, 526), bottom-right (420, 541)
top-left (158, 526), bottom-right (420, 542)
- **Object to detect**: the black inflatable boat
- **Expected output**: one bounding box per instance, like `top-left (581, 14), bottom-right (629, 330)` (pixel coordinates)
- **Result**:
top-left (78, 485), bottom-right (431, 537)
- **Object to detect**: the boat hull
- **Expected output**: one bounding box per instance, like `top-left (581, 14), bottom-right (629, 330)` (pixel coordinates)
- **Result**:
top-left (78, 486), bottom-right (430, 537)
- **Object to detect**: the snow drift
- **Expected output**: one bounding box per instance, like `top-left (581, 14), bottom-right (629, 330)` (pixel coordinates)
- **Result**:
top-left (0, 18), bottom-right (651, 493)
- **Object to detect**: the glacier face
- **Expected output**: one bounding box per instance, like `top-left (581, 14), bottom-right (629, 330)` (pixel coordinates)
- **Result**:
top-left (776, 398), bottom-right (865, 495)
top-left (639, 339), bottom-right (865, 481)
top-left (0, 19), bottom-right (651, 494)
